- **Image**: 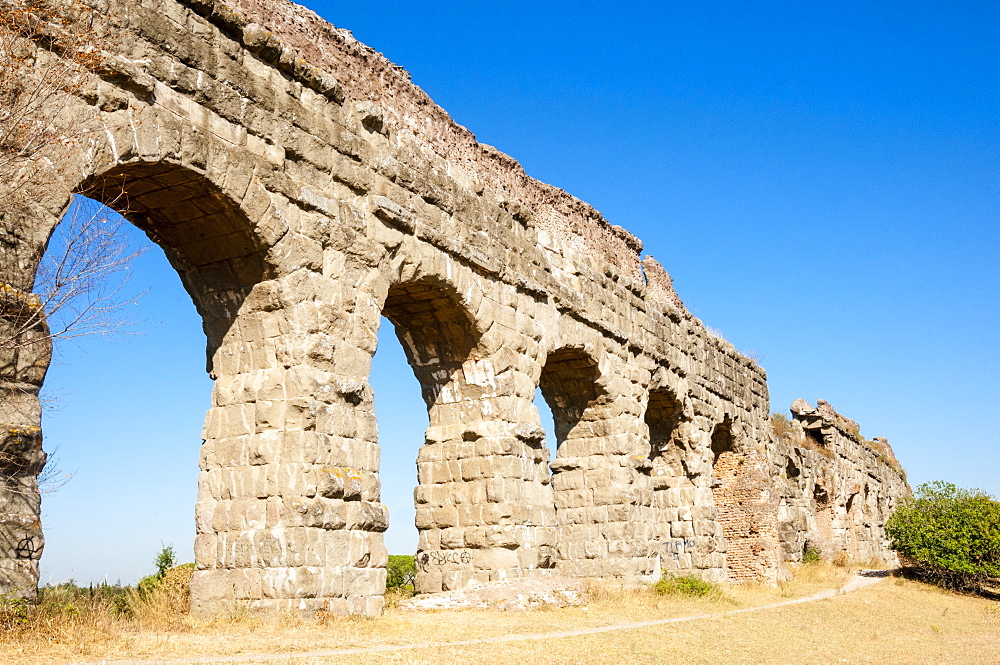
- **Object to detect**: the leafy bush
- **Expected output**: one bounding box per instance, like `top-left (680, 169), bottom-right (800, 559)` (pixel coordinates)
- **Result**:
top-left (386, 555), bottom-right (416, 589)
top-left (802, 542), bottom-right (823, 564)
top-left (653, 573), bottom-right (720, 598)
top-left (886, 481), bottom-right (1000, 591)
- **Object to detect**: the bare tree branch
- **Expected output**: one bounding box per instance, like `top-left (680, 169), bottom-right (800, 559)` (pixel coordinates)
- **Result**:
top-left (1, 2), bottom-right (140, 500)
top-left (2, 194), bottom-right (148, 352)
top-left (0, 0), bottom-right (109, 207)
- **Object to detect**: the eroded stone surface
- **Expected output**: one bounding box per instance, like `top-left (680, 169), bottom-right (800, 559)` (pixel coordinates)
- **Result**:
top-left (0, 0), bottom-right (908, 613)
top-left (771, 400), bottom-right (909, 567)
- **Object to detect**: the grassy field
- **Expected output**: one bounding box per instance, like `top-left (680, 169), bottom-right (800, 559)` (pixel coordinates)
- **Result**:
top-left (1, 564), bottom-right (997, 664)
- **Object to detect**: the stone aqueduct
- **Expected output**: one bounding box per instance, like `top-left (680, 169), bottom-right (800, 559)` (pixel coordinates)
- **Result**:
top-left (0, 0), bottom-right (908, 615)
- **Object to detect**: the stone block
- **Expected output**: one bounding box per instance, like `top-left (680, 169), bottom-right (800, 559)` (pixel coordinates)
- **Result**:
top-left (671, 521), bottom-right (694, 538)
top-left (318, 466), bottom-right (363, 500)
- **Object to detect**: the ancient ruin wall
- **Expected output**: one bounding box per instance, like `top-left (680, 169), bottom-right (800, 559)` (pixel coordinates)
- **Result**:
top-left (0, 0), bottom-right (906, 614)
top-left (771, 400), bottom-right (909, 566)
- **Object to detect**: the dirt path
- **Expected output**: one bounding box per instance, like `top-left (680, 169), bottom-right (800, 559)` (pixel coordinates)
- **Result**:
top-left (78, 572), bottom-right (889, 665)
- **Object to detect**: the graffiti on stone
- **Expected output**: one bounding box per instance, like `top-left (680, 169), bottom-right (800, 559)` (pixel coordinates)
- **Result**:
top-left (662, 539), bottom-right (696, 561)
top-left (14, 537), bottom-right (41, 560)
top-left (416, 550), bottom-right (473, 570)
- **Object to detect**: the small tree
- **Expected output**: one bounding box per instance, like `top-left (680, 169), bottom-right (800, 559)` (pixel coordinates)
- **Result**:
top-left (138, 543), bottom-right (178, 593)
top-left (386, 555), bottom-right (416, 589)
top-left (1, 1), bottom-right (143, 359)
top-left (1, 197), bottom-right (145, 496)
top-left (154, 544), bottom-right (176, 578)
top-left (1, 1), bottom-right (141, 368)
top-left (886, 481), bottom-right (1000, 592)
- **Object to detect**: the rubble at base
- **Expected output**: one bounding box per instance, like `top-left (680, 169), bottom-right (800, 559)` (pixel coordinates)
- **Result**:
top-left (397, 575), bottom-right (587, 612)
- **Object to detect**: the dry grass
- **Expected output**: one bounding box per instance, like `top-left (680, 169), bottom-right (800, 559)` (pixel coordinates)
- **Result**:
top-left (723, 559), bottom-right (851, 605)
top-left (1, 564), bottom-right (997, 664)
top-left (364, 577), bottom-right (1000, 665)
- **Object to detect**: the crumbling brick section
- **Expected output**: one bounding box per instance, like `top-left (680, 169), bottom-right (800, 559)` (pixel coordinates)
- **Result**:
top-left (712, 425), bottom-right (781, 583)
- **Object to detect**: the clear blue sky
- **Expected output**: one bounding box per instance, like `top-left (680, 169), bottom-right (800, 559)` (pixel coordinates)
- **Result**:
top-left (38, 0), bottom-right (998, 585)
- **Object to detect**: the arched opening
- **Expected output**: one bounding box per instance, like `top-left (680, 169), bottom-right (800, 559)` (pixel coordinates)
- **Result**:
top-left (6, 161), bottom-right (278, 611)
top-left (645, 387), bottom-right (688, 486)
top-left (710, 416), bottom-right (777, 582)
top-left (369, 315), bottom-right (424, 572)
top-left (643, 386), bottom-right (692, 570)
top-left (812, 482), bottom-right (834, 553)
top-left (377, 278), bottom-right (494, 593)
top-left (536, 346), bottom-right (607, 575)
top-left (844, 490), bottom-right (860, 559)
top-left (537, 347), bottom-right (600, 447)
top-left (36, 196), bottom-right (213, 586)
top-left (711, 417), bottom-right (736, 462)
top-left (848, 482), bottom-right (872, 558)
top-left (79, 164), bottom-right (265, 356)
top-left (381, 280), bottom-right (481, 417)
top-left (709, 417), bottom-right (740, 574)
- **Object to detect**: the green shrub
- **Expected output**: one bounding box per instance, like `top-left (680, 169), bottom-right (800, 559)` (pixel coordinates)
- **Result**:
top-left (886, 481), bottom-right (1000, 592)
top-left (136, 574), bottom-right (160, 594)
top-left (653, 573), bottom-right (720, 598)
top-left (138, 545), bottom-right (185, 595)
top-left (135, 545), bottom-right (194, 594)
top-left (802, 543), bottom-right (823, 564)
top-left (0, 594), bottom-right (31, 629)
top-left (386, 555), bottom-right (416, 589)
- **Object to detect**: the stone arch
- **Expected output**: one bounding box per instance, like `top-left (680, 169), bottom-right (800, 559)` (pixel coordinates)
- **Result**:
top-left (365, 259), bottom-right (554, 593)
top-left (78, 163), bottom-right (268, 356)
top-left (65, 160), bottom-right (314, 616)
top-left (641, 381), bottom-right (701, 572)
top-left (537, 345), bottom-right (604, 449)
top-left (381, 277), bottom-right (483, 415)
top-left (711, 415), bottom-right (737, 462)
top-left (709, 416), bottom-right (740, 575)
top-left (377, 276), bottom-right (483, 593)
top-left (536, 343), bottom-right (616, 576)
top-left (0, 77), bottom-right (285, 600)
top-left (811, 481), bottom-right (835, 555)
top-left (844, 487), bottom-right (863, 560)
top-left (5, 151), bottom-right (374, 614)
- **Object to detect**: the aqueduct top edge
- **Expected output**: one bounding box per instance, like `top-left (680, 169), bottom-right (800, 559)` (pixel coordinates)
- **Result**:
top-left (189, 0), bottom-right (650, 288)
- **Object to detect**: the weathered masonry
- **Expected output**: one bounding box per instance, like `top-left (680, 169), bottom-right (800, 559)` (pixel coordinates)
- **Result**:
top-left (0, 0), bottom-right (909, 615)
